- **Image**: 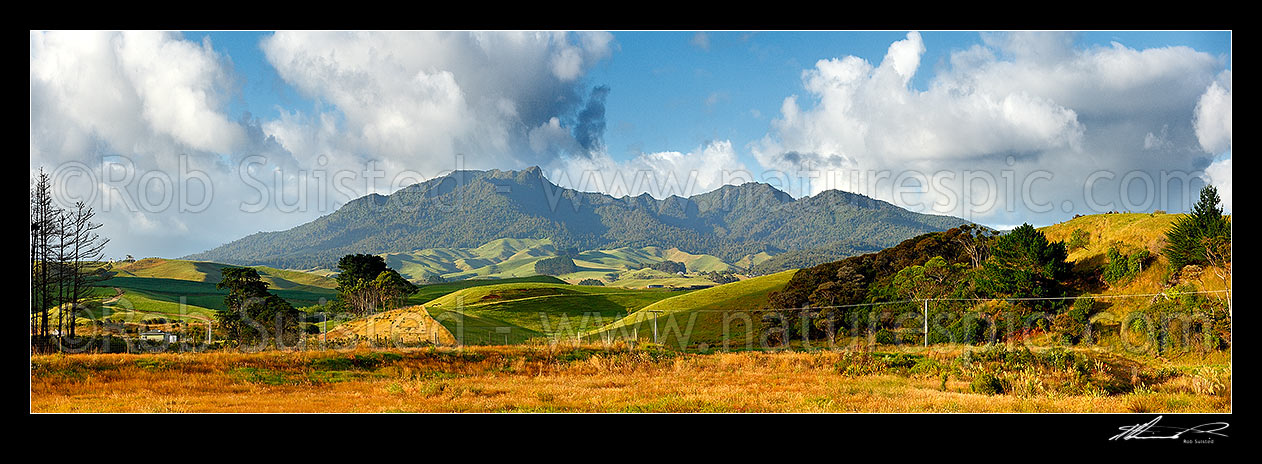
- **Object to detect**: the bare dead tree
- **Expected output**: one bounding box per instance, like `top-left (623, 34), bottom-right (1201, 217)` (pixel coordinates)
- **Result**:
top-left (30, 169), bottom-right (109, 352)
top-left (30, 169), bottom-right (63, 344)
top-left (65, 201), bottom-right (110, 340)
top-left (1202, 235), bottom-right (1231, 315)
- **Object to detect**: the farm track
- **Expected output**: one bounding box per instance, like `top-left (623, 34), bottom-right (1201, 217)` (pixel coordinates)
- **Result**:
top-left (102, 288), bottom-right (213, 323)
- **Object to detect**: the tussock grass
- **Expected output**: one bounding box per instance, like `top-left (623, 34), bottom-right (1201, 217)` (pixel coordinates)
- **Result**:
top-left (31, 344), bottom-right (1229, 413)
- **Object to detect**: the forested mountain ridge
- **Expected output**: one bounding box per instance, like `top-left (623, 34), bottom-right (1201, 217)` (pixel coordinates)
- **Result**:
top-left (186, 167), bottom-right (969, 270)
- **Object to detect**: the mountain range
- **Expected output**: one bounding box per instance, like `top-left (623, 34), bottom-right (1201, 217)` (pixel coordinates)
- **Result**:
top-left (185, 166), bottom-right (970, 271)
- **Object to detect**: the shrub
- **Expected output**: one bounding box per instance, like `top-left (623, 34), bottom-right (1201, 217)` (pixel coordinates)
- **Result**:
top-left (649, 260), bottom-right (686, 274)
top-left (874, 328), bottom-right (896, 345)
top-left (1051, 296), bottom-right (1095, 344)
top-left (970, 371), bottom-right (1008, 395)
top-left (577, 279), bottom-right (604, 286)
top-left (535, 256), bottom-right (577, 276)
top-left (887, 353), bottom-right (919, 370)
top-left (1067, 228), bottom-right (1090, 250)
top-left (704, 271), bottom-right (739, 284)
top-left (947, 314), bottom-right (990, 345)
top-left (1103, 246), bottom-right (1149, 285)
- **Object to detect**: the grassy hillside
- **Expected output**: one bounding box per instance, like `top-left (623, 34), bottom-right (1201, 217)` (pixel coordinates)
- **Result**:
top-left (734, 251), bottom-right (775, 270)
top-left (74, 286), bottom-right (219, 323)
top-left (383, 238), bottom-right (556, 280)
top-left (379, 238), bottom-right (743, 287)
top-left (1038, 212), bottom-right (1231, 321)
top-left (405, 275), bottom-right (567, 306)
top-left (1040, 213), bottom-right (1177, 266)
top-left (113, 258), bottom-right (337, 290)
top-left (333, 268), bottom-right (798, 348)
top-left (598, 268), bottom-right (717, 289)
top-left (586, 269), bottom-right (798, 348)
top-left (323, 305), bottom-right (458, 346)
top-left (52, 258), bottom-right (340, 330)
top-left (410, 282), bottom-right (681, 345)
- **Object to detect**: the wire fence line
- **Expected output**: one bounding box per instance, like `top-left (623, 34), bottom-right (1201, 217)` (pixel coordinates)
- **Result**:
top-left (481, 288), bottom-right (1231, 314)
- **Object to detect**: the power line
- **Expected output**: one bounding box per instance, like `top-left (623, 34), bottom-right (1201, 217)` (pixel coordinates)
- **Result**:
top-left (435, 285), bottom-right (1230, 316)
top-left (722, 289), bottom-right (1232, 313)
top-left (929, 290), bottom-right (1230, 303)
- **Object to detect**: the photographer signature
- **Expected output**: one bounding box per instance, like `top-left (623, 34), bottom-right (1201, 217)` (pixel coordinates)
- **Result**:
top-left (1110, 416), bottom-right (1229, 441)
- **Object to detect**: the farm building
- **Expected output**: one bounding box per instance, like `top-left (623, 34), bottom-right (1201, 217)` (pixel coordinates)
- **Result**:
top-left (140, 331), bottom-right (178, 343)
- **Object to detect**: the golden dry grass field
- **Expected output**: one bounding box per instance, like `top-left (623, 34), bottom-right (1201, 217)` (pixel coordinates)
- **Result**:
top-left (30, 344), bottom-right (1229, 413)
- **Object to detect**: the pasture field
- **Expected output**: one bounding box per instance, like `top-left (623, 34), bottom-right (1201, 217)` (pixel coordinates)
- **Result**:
top-left (416, 282), bottom-right (683, 344)
top-left (113, 258), bottom-right (338, 290)
top-left (381, 238), bottom-right (741, 284)
top-left (404, 275), bottom-right (567, 306)
top-left (585, 269), bottom-right (798, 347)
top-left (29, 344), bottom-right (1230, 413)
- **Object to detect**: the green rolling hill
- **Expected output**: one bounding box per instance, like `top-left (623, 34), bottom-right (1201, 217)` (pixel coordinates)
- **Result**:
top-left (113, 258), bottom-right (337, 291)
top-left (334, 270), bottom-right (798, 348)
top-left (378, 237), bottom-right (740, 285)
top-left (77, 258), bottom-right (338, 326)
top-left (418, 281), bottom-right (681, 345)
top-left (584, 269), bottom-right (798, 348)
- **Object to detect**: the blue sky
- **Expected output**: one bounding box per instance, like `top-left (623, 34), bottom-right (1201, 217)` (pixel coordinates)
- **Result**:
top-left (182, 30), bottom-right (1231, 171)
top-left (32, 30), bottom-right (1232, 259)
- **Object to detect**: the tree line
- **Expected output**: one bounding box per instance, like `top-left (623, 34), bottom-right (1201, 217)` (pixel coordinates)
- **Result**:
top-left (760, 186), bottom-right (1230, 351)
top-left (30, 168), bottom-right (110, 353)
top-left (213, 253), bottom-right (419, 348)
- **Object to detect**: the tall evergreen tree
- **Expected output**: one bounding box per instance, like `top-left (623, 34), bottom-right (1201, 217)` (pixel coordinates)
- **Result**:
top-left (976, 224), bottom-right (1070, 302)
top-left (217, 267), bottom-right (271, 343)
top-left (217, 267), bottom-right (304, 348)
top-left (334, 254), bottom-right (416, 315)
top-left (1163, 185), bottom-right (1230, 271)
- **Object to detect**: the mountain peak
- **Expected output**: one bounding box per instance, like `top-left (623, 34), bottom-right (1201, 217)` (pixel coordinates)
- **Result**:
top-left (477, 166), bottom-right (549, 186)
top-left (187, 166), bottom-right (969, 270)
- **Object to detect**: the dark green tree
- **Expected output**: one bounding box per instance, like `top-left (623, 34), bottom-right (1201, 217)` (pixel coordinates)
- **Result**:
top-left (650, 260), bottom-right (686, 273)
top-left (976, 224), bottom-right (1070, 302)
top-left (217, 267), bottom-right (301, 347)
top-left (335, 254), bottom-right (416, 315)
top-left (1163, 185), bottom-right (1231, 271)
top-left (534, 256), bottom-right (577, 275)
top-left (335, 254), bottom-right (389, 289)
top-left (809, 265), bottom-right (868, 341)
top-left (372, 269), bottom-right (418, 310)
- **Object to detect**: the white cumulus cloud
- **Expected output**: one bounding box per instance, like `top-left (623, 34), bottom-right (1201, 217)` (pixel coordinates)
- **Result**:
top-left (30, 31), bottom-right (252, 258)
top-left (753, 31), bottom-right (1229, 224)
top-left (260, 31), bottom-right (616, 175)
top-left (545, 140), bottom-right (751, 199)
top-left (1194, 70), bottom-right (1232, 155)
